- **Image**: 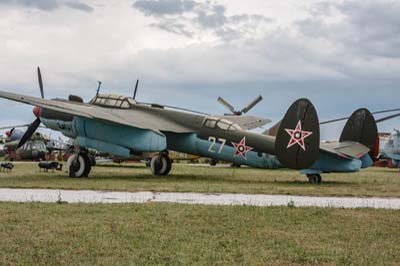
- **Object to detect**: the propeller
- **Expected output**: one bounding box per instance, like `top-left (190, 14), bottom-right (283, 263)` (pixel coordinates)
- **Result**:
top-left (133, 79), bottom-right (139, 100)
top-left (218, 95), bottom-right (263, 115)
top-left (320, 108), bottom-right (400, 125)
top-left (17, 67), bottom-right (44, 148)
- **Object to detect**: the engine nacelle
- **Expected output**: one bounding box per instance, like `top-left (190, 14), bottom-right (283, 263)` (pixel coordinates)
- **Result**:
top-left (41, 117), bottom-right (167, 156)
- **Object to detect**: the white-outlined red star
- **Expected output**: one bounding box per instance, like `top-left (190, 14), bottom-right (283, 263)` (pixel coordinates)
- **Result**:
top-left (285, 121), bottom-right (313, 151)
top-left (232, 137), bottom-right (253, 159)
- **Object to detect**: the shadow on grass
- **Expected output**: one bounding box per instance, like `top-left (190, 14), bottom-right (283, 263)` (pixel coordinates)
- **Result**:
top-left (95, 164), bottom-right (147, 169)
top-left (85, 172), bottom-right (356, 187)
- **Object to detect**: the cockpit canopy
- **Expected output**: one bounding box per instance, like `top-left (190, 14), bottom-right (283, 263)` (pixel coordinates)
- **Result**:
top-left (203, 117), bottom-right (242, 131)
top-left (89, 94), bottom-right (136, 109)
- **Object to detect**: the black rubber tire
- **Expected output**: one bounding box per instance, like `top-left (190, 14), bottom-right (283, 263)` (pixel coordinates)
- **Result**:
top-left (82, 153), bottom-right (92, 177)
top-left (307, 174), bottom-right (318, 184)
top-left (231, 163), bottom-right (241, 168)
top-left (67, 153), bottom-right (91, 178)
top-left (150, 156), bottom-right (167, 175)
top-left (162, 157), bottom-right (172, 176)
top-left (150, 155), bottom-right (172, 176)
top-left (210, 158), bottom-right (217, 166)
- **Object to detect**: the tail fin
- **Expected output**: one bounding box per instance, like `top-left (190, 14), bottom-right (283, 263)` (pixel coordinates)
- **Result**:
top-left (340, 108), bottom-right (378, 159)
top-left (275, 99), bottom-right (320, 169)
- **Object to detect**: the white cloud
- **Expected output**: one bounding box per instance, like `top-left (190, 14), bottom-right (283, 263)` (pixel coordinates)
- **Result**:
top-left (0, 0), bottom-right (399, 139)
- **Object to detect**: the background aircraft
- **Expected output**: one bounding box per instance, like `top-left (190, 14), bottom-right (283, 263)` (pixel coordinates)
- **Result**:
top-left (382, 129), bottom-right (400, 168)
top-left (0, 68), bottom-right (321, 178)
top-left (218, 95), bottom-right (270, 130)
top-left (0, 135), bottom-right (5, 157)
top-left (0, 126), bottom-right (70, 161)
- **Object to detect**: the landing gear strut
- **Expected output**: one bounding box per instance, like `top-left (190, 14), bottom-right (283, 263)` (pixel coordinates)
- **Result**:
top-left (67, 149), bottom-right (92, 178)
top-left (150, 151), bottom-right (172, 176)
top-left (307, 174), bottom-right (321, 184)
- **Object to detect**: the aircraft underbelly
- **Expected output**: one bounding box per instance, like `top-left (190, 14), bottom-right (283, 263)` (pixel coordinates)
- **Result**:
top-left (303, 151), bottom-right (363, 174)
top-left (165, 133), bottom-right (282, 169)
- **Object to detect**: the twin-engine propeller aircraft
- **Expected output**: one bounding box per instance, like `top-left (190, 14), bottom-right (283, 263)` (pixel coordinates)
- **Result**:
top-left (0, 67), bottom-right (320, 177)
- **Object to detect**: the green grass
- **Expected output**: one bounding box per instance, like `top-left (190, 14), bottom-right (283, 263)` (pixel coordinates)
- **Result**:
top-left (0, 162), bottom-right (399, 197)
top-left (0, 202), bottom-right (399, 265)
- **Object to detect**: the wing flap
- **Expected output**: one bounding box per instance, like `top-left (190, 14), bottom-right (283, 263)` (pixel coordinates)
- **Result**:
top-left (216, 115), bottom-right (271, 130)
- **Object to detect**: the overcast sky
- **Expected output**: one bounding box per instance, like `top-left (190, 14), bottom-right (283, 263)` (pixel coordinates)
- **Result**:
top-left (0, 0), bottom-right (399, 140)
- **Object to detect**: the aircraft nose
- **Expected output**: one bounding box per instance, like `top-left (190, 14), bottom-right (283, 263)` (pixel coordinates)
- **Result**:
top-left (33, 106), bottom-right (40, 118)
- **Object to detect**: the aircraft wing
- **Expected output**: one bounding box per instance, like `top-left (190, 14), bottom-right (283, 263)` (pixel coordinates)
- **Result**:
top-left (216, 115), bottom-right (271, 130)
top-left (320, 141), bottom-right (370, 159)
top-left (0, 91), bottom-right (193, 134)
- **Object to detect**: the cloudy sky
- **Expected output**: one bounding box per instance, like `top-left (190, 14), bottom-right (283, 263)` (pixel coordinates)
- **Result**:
top-left (0, 0), bottom-right (399, 139)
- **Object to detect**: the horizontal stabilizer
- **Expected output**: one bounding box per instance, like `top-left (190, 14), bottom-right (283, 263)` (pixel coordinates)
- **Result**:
top-left (320, 141), bottom-right (369, 159)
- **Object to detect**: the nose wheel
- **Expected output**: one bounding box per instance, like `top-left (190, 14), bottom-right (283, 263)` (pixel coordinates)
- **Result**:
top-left (307, 174), bottom-right (322, 184)
top-left (150, 152), bottom-right (172, 176)
top-left (67, 152), bottom-right (92, 178)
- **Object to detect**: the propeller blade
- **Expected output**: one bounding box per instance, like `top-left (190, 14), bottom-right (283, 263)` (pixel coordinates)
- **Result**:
top-left (217, 97), bottom-right (236, 114)
top-left (321, 108), bottom-right (400, 125)
top-left (17, 118), bottom-right (41, 148)
top-left (375, 112), bottom-right (400, 123)
top-left (37, 67), bottom-right (44, 99)
top-left (96, 81), bottom-right (102, 95)
top-left (320, 117), bottom-right (349, 125)
top-left (241, 95), bottom-right (263, 114)
top-left (372, 108), bottom-right (400, 115)
top-left (133, 79), bottom-right (139, 100)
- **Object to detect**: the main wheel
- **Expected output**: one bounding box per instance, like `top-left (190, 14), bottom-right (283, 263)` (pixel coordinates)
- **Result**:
top-left (150, 155), bottom-right (172, 176)
top-left (307, 174), bottom-right (321, 184)
top-left (67, 153), bottom-right (91, 178)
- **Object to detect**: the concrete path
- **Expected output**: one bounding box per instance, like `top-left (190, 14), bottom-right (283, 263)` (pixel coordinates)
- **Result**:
top-left (1, 188), bottom-right (400, 209)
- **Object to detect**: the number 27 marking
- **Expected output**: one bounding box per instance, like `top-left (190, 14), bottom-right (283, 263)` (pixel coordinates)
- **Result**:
top-left (208, 136), bottom-right (226, 153)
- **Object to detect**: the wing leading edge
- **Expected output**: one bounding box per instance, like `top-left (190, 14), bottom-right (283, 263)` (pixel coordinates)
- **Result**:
top-left (0, 91), bottom-right (193, 134)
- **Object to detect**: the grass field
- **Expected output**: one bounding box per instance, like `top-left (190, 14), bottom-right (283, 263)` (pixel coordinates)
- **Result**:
top-left (0, 162), bottom-right (399, 197)
top-left (0, 203), bottom-right (399, 265)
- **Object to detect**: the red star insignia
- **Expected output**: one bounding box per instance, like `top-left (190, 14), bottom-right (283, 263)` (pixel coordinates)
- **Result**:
top-left (232, 137), bottom-right (253, 159)
top-left (285, 121), bottom-right (313, 151)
